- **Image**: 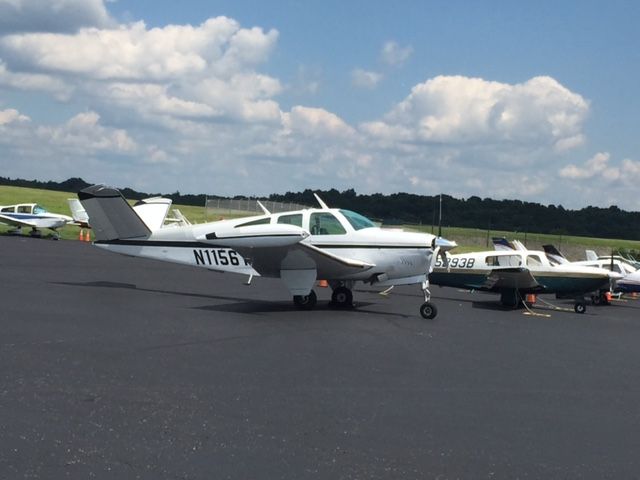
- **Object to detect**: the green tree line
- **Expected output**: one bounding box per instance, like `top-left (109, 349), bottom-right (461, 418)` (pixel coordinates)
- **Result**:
top-left (2, 177), bottom-right (639, 240)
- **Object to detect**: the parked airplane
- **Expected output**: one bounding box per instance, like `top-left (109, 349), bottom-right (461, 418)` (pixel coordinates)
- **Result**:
top-left (542, 244), bottom-right (639, 300)
top-left (429, 248), bottom-right (615, 313)
top-left (0, 203), bottom-right (72, 239)
top-left (78, 185), bottom-right (457, 319)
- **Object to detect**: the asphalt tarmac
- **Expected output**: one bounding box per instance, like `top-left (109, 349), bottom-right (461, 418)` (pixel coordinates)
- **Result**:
top-left (1, 235), bottom-right (639, 479)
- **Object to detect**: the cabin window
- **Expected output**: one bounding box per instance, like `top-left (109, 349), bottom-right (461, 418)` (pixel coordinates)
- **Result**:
top-left (33, 205), bottom-right (47, 214)
top-left (277, 214), bottom-right (302, 227)
top-left (309, 212), bottom-right (346, 235)
top-left (526, 255), bottom-right (543, 266)
top-left (485, 254), bottom-right (521, 267)
top-left (17, 205), bottom-right (31, 213)
top-left (340, 209), bottom-right (376, 230)
top-left (1, 206), bottom-right (15, 213)
top-left (235, 217), bottom-right (270, 228)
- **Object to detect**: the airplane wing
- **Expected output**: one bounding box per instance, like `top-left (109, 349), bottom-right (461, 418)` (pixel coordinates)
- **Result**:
top-left (200, 227), bottom-right (375, 295)
top-left (231, 242), bottom-right (375, 279)
top-left (480, 267), bottom-right (540, 290)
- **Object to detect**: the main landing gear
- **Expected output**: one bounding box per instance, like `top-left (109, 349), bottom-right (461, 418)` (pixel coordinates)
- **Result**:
top-left (292, 283), bottom-right (356, 310)
top-left (330, 285), bottom-right (353, 309)
top-left (420, 279), bottom-right (438, 319)
top-left (293, 290), bottom-right (317, 310)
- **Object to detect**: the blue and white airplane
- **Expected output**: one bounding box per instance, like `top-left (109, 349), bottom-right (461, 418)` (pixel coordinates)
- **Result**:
top-left (0, 203), bottom-right (72, 239)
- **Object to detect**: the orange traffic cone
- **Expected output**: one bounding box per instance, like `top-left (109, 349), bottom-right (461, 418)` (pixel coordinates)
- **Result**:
top-left (79, 229), bottom-right (84, 241)
top-left (84, 230), bottom-right (91, 242)
top-left (317, 279), bottom-right (329, 288)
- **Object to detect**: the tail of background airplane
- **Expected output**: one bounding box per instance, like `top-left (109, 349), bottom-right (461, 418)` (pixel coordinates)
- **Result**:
top-left (78, 185), bottom-right (151, 241)
top-left (585, 250), bottom-right (598, 261)
top-left (542, 244), bottom-right (569, 264)
top-left (132, 197), bottom-right (172, 231)
top-left (67, 198), bottom-right (90, 227)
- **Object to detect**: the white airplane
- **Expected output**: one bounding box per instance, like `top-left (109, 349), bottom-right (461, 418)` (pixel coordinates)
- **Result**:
top-left (0, 202), bottom-right (72, 239)
top-left (542, 244), bottom-right (639, 299)
top-left (430, 247), bottom-right (616, 313)
top-left (78, 185), bottom-right (457, 319)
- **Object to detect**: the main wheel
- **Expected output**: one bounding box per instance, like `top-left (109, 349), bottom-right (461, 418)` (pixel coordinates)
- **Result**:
top-left (420, 302), bottom-right (438, 319)
top-left (574, 302), bottom-right (586, 314)
top-left (293, 290), bottom-right (317, 310)
top-left (331, 286), bottom-right (353, 308)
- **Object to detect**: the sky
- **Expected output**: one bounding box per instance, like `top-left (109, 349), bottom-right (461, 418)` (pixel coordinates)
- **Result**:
top-left (0, 1), bottom-right (639, 210)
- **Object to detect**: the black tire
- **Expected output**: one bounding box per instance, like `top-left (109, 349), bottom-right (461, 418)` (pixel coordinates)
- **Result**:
top-left (420, 302), bottom-right (438, 319)
top-left (574, 302), bottom-right (586, 314)
top-left (331, 286), bottom-right (353, 308)
top-left (293, 290), bottom-right (317, 310)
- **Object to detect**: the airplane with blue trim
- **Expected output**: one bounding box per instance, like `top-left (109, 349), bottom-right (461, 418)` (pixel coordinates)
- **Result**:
top-left (78, 185), bottom-right (457, 319)
top-left (0, 203), bottom-right (72, 239)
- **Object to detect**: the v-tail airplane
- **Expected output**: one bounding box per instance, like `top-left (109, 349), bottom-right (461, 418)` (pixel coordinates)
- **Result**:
top-left (78, 185), bottom-right (457, 319)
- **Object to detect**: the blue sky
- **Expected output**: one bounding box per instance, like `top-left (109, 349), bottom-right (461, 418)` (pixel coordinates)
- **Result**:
top-left (1, 0), bottom-right (639, 209)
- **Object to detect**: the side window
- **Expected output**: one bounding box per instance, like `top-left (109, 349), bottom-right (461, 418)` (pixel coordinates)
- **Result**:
top-left (17, 205), bottom-right (31, 213)
top-left (1, 206), bottom-right (15, 213)
top-left (309, 212), bottom-right (346, 235)
top-left (277, 214), bottom-right (302, 227)
top-left (235, 217), bottom-right (271, 228)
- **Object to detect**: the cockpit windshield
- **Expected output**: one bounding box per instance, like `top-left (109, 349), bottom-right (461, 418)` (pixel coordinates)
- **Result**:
top-left (33, 205), bottom-right (47, 214)
top-left (339, 209), bottom-right (376, 230)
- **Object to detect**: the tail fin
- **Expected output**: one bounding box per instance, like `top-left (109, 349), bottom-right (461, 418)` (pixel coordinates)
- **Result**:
top-left (67, 198), bottom-right (90, 226)
top-left (78, 185), bottom-right (151, 241)
top-left (132, 197), bottom-right (172, 231)
top-left (542, 244), bottom-right (569, 264)
top-left (585, 249), bottom-right (598, 261)
top-left (492, 237), bottom-right (515, 251)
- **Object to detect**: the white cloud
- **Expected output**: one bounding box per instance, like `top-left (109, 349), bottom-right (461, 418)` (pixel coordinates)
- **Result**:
top-left (351, 68), bottom-right (382, 89)
top-left (380, 41), bottom-right (413, 66)
top-left (0, 0), bottom-right (113, 34)
top-left (0, 61), bottom-right (73, 100)
top-left (36, 111), bottom-right (137, 154)
top-left (0, 107), bottom-right (29, 125)
top-left (283, 106), bottom-right (355, 139)
top-left (361, 75), bottom-right (589, 152)
top-left (560, 152), bottom-right (640, 185)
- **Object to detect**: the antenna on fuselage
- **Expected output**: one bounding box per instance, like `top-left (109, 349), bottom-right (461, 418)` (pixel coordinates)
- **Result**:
top-left (314, 193), bottom-right (329, 209)
top-left (257, 200), bottom-right (271, 215)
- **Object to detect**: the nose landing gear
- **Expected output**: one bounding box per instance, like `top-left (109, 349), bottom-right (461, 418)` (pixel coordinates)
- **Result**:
top-left (420, 279), bottom-right (438, 319)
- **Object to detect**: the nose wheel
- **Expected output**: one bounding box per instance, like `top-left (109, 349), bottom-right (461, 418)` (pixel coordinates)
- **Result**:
top-left (420, 302), bottom-right (438, 319)
top-left (420, 279), bottom-right (438, 319)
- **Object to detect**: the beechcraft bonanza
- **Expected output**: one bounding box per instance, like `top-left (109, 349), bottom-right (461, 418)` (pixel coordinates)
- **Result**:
top-left (78, 185), bottom-right (457, 319)
top-left (0, 203), bottom-right (72, 239)
top-left (429, 247), bottom-right (616, 314)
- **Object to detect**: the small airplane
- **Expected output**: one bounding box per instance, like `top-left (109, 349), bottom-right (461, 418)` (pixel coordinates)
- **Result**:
top-left (429, 247), bottom-right (616, 313)
top-left (78, 185), bottom-right (457, 319)
top-left (0, 203), bottom-right (72, 239)
top-left (542, 244), bottom-right (639, 298)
